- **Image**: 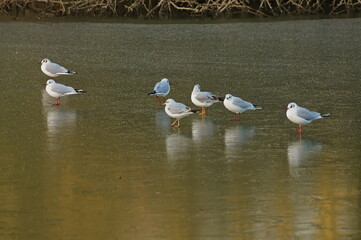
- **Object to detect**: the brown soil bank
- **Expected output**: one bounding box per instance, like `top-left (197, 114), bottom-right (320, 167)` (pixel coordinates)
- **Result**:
top-left (1, 0), bottom-right (360, 19)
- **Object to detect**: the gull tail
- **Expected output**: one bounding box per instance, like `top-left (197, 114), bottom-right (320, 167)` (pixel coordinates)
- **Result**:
top-left (191, 109), bottom-right (201, 113)
top-left (57, 71), bottom-right (77, 75)
top-left (321, 113), bottom-right (331, 118)
top-left (75, 89), bottom-right (87, 93)
top-left (148, 91), bottom-right (158, 96)
top-left (253, 105), bottom-right (263, 110)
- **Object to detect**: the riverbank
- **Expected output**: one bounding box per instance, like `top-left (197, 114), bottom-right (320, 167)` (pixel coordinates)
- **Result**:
top-left (1, 0), bottom-right (360, 20)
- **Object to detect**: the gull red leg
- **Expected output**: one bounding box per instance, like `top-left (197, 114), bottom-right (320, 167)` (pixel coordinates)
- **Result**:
top-left (53, 97), bottom-right (60, 106)
top-left (296, 124), bottom-right (302, 134)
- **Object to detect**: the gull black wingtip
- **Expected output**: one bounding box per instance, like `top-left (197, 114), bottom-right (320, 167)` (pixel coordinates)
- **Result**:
top-left (253, 104), bottom-right (263, 110)
top-left (191, 109), bottom-right (201, 113)
top-left (75, 89), bottom-right (87, 93)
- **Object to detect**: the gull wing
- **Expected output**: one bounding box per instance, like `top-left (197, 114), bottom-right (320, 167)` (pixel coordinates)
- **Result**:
top-left (195, 91), bottom-right (217, 103)
top-left (154, 81), bottom-right (169, 94)
top-left (46, 63), bottom-right (68, 74)
top-left (50, 83), bottom-right (76, 95)
top-left (232, 97), bottom-right (254, 109)
top-left (168, 103), bottom-right (189, 114)
top-left (297, 107), bottom-right (321, 121)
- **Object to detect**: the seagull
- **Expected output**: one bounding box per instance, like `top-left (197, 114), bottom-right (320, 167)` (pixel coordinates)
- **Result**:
top-left (148, 78), bottom-right (170, 105)
top-left (164, 99), bottom-right (198, 127)
top-left (40, 58), bottom-right (77, 77)
top-left (223, 94), bottom-right (262, 121)
top-left (45, 79), bottom-right (86, 106)
top-left (285, 102), bottom-right (331, 134)
top-left (191, 84), bottom-right (223, 116)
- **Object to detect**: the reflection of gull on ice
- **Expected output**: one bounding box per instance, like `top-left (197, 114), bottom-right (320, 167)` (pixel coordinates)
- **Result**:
top-left (42, 91), bottom-right (77, 151)
top-left (155, 110), bottom-right (171, 133)
top-left (225, 125), bottom-right (255, 147)
top-left (43, 90), bottom-right (77, 134)
top-left (287, 139), bottom-right (322, 168)
top-left (224, 125), bottom-right (255, 158)
top-left (166, 133), bottom-right (191, 161)
top-left (191, 118), bottom-right (214, 143)
top-left (46, 108), bottom-right (77, 136)
top-left (45, 108), bottom-right (77, 152)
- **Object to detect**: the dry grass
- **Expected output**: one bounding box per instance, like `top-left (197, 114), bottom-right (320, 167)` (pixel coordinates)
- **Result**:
top-left (0, 0), bottom-right (360, 19)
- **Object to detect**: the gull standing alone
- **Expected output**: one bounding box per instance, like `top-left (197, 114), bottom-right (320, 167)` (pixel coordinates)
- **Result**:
top-left (148, 78), bottom-right (170, 105)
top-left (223, 94), bottom-right (262, 121)
top-left (164, 99), bottom-right (198, 127)
top-left (286, 102), bottom-right (330, 134)
top-left (45, 79), bottom-right (86, 105)
top-left (191, 84), bottom-right (223, 116)
top-left (40, 58), bottom-right (77, 78)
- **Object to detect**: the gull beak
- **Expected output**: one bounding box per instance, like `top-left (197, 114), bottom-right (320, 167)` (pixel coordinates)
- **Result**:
top-left (161, 103), bottom-right (166, 106)
top-left (43, 83), bottom-right (47, 86)
top-left (284, 107), bottom-right (289, 110)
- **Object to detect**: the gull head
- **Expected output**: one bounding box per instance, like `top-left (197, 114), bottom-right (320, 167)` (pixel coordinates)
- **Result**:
top-left (225, 94), bottom-right (233, 100)
top-left (163, 98), bottom-right (175, 106)
top-left (286, 102), bottom-right (298, 110)
top-left (193, 84), bottom-right (201, 92)
top-left (41, 58), bottom-right (50, 64)
top-left (46, 79), bottom-right (56, 85)
top-left (161, 78), bottom-right (169, 83)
